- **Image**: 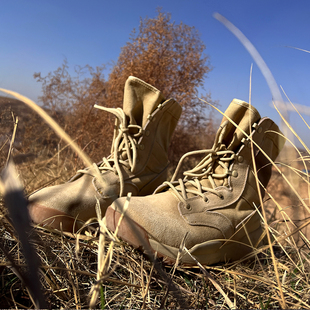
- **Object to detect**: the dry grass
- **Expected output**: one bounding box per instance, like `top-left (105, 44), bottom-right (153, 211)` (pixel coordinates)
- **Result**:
top-left (1, 189), bottom-right (310, 309)
top-left (1, 16), bottom-right (310, 309)
top-left (1, 91), bottom-right (310, 309)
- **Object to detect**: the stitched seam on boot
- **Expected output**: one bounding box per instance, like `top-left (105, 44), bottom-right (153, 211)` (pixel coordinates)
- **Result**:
top-left (130, 77), bottom-right (160, 94)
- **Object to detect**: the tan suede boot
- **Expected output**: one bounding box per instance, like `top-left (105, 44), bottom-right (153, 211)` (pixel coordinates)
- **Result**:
top-left (28, 76), bottom-right (182, 232)
top-left (106, 99), bottom-right (285, 265)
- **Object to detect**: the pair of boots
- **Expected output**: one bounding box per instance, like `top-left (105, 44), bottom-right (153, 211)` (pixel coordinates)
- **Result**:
top-left (28, 76), bottom-right (285, 265)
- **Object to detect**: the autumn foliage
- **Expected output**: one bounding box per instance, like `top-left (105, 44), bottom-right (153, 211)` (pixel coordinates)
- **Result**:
top-left (32, 9), bottom-right (217, 174)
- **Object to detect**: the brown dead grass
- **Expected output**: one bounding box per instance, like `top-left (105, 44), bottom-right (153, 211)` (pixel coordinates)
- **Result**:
top-left (1, 130), bottom-right (310, 308)
top-left (264, 150), bottom-right (310, 248)
top-left (1, 88), bottom-right (310, 308)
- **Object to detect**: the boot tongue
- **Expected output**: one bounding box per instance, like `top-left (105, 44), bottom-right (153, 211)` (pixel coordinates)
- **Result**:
top-left (220, 99), bottom-right (261, 152)
top-left (209, 99), bottom-right (261, 186)
top-left (184, 99), bottom-right (261, 194)
top-left (123, 76), bottom-right (165, 128)
top-left (118, 76), bottom-right (166, 165)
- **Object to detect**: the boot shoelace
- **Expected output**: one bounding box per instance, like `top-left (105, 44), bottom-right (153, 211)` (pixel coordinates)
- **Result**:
top-left (155, 122), bottom-right (236, 209)
top-left (77, 105), bottom-right (143, 196)
top-left (157, 149), bottom-right (236, 209)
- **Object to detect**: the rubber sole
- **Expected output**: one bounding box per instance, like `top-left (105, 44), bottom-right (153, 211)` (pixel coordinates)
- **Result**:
top-left (105, 207), bottom-right (262, 266)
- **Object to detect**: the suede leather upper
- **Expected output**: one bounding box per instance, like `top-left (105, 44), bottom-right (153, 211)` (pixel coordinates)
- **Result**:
top-left (28, 76), bottom-right (182, 231)
top-left (108, 99), bottom-right (286, 264)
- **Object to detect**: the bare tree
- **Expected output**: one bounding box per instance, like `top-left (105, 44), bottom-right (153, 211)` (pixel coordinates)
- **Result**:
top-left (106, 9), bottom-right (217, 167)
top-left (33, 60), bottom-right (113, 163)
top-left (33, 9), bottom-right (217, 172)
top-left (107, 9), bottom-right (212, 112)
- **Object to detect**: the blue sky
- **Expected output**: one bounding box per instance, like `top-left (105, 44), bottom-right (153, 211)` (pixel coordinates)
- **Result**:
top-left (1, 0), bottom-right (310, 148)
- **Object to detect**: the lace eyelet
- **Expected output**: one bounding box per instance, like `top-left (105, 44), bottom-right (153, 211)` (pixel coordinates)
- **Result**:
top-left (219, 194), bottom-right (224, 200)
top-left (232, 170), bottom-right (238, 178)
top-left (185, 203), bottom-right (192, 210)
